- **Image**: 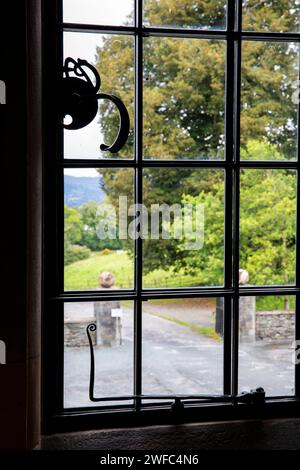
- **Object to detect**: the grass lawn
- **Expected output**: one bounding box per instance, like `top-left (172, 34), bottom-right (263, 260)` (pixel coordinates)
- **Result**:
top-left (64, 251), bottom-right (291, 312)
top-left (64, 250), bottom-right (204, 290)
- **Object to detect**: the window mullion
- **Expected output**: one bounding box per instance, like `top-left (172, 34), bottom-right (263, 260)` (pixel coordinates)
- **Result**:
top-left (133, 0), bottom-right (143, 410)
top-left (295, 46), bottom-right (300, 396)
top-left (223, 0), bottom-right (236, 396)
top-left (231, 0), bottom-right (243, 396)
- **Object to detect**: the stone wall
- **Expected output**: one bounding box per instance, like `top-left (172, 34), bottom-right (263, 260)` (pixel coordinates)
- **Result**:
top-left (64, 317), bottom-right (96, 347)
top-left (256, 310), bottom-right (294, 343)
top-left (64, 309), bottom-right (295, 347)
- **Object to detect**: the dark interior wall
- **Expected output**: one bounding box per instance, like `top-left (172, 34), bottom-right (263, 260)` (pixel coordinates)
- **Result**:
top-left (0, 0), bottom-right (42, 450)
top-left (26, 0), bottom-right (42, 450)
top-left (0, 1), bottom-right (27, 448)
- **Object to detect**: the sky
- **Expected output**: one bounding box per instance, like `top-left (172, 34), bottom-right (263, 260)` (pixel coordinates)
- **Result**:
top-left (63, 0), bottom-right (134, 176)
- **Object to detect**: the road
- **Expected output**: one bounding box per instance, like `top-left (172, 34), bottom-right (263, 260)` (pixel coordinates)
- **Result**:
top-left (64, 308), bottom-right (294, 408)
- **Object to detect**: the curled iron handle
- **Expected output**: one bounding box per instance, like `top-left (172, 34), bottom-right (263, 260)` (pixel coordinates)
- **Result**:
top-left (96, 93), bottom-right (130, 153)
top-left (86, 322), bottom-right (265, 407)
top-left (87, 323), bottom-right (96, 402)
top-left (60, 57), bottom-right (130, 154)
top-left (63, 57), bottom-right (101, 92)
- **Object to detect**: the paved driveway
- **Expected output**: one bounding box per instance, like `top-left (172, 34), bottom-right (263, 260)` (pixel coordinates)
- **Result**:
top-left (64, 308), bottom-right (294, 408)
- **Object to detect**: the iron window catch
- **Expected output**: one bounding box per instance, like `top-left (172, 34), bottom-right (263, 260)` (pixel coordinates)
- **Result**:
top-left (59, 57), bottom-right (130, 153)
top-left (86, 324), bottom-right (265, 408)
top-left (170, 389), bottom-right (266, 414)
top-left (171, 398), bottom-right (185, 414)
top-left (233, 387), bottom-right (266, 406)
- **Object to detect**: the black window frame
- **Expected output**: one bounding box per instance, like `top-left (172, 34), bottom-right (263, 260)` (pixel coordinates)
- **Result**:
top-left (43, 0), bottom-right (300, 434)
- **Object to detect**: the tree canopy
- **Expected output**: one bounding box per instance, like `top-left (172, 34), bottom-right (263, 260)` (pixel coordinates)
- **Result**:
top-left (174, 141), bottom-right (296, 286)
top-left (91, 0), bottom-right (298, 285)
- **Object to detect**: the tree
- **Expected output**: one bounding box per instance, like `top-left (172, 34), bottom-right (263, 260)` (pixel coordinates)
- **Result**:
top-left (64, 205), bottom-right (91, 266)
top-left (241, 40), bottom-right (298, 158)
top-left (239, 168), bottom-right (296, 286)
top-left (78, 201), bottom-right (123, 251)
top-left (95, 0), bottom-right (298, 273)
top-left (143, 0), bottom-right (226, 29)
top-left (173, 178), bottom-right (225, 286)
top-left (97, 0), bottom-right (298, 160)
top-left (64, 205), bottom-right (83, 245)
top-left (174, 141), bottom-right (296, 287)
top-left (243, 0), bottom-right (300, 33)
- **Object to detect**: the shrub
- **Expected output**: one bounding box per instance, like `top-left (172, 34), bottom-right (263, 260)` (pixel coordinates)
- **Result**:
top-left (64, 243), bottom-right (91, 266)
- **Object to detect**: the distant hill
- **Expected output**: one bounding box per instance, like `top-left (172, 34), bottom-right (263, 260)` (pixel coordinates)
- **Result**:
top-left (64, 176), bottom-right (105, 207)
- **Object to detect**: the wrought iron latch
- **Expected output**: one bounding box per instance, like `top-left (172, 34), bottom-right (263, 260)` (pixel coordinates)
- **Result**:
top-left (86, 323), bottom-right (265, 408)
top-left (59, 57), bottom-right (130, 153)
top-left (170, 388), bottom-right (265, 415)
top-left (234, 387), bottom-right (266, 406)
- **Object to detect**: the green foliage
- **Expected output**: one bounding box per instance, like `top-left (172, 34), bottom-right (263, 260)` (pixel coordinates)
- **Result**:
top-left (175, 141), bottom-right (296, 286)
top-left (64, 205), bottom-right (91, 266)
top-left (256, 296), bottom-right (295, 312)
top-left (243, 0), bottom-right (300, 32)
top-left (240, 138), bottom-right (283, 161)
top-left (142, 36), bottom-right (225, 159)
top-left (78, 201), bottom-right (122, 252)
top-left (144, 0), bottom-right (226, 29)
top-left (77, 202), bottom-right (100, 250)
top-left (64, 250), bottom-right (206, 290)
top-left (174, 178), bottom-right (225, 285)
top-left (97, 35), bottom-right (225, 160)
top-left (64, 243), bottom-right (91, 266)
top-left (64, 251), bottom-right (133, 290)
top-left (241, 40), bottom-right (298, 158)
top-left (64, 199), bottom-right (125, 267)
top-left (64, 205), bottom-right (83, 245)
top-left (96, 36), bottom-right (135, 159)
top-left (95, 0), bottom-right (299, 275)
top-left (97, 0), bottom-right (298, 161)
top-left (239, 168), bottom-right (296, 286)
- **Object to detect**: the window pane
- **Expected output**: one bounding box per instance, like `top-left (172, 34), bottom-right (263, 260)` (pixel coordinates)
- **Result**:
top-left (64, 168), bottom-right (135, 291)
top-left (63, 0), bottom-right (134, 26)
top-left (143, 38), bottom-right (226, 160)
top-left (143, 0), bottom-right (227, 30)
top-left (63, 32), bottom-right (134, 159)
top-left (142, 298), bottom-right (224, 396)
top-left (142, 168), bottom-right (225, 288)
top-left (238, 295), bottom-right (295, 396)
top-left (64, 301), bottom-right (134, 408)
top-left (243, 0), bottom-right (300, 32)
top-left (241, 41), bottom-right (299, 161)
top-left (240, 170), bottom-right (296, 286)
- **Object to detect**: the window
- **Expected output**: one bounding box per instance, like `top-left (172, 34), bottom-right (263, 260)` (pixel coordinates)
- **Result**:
top-left (43, 1), bottom-right (300, 430)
